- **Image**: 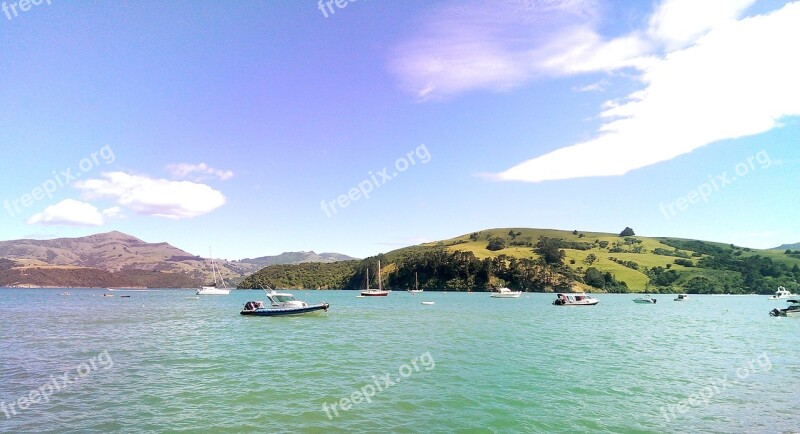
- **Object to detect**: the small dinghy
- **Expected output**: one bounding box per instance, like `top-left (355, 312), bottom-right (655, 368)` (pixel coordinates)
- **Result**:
top-left (241, 288), bottom-right (329, 317)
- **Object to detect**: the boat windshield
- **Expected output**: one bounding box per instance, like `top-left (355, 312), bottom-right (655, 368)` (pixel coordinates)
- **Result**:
top-left (272, 294), bottom-right (296, 303)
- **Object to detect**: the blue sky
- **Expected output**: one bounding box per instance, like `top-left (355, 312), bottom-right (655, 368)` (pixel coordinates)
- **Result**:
top-left (1, 0), bottom-right (798, 260)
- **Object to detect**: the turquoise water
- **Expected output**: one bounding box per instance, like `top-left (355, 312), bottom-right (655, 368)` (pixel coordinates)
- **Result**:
top-left (1, 289), bottom-right (798, 433)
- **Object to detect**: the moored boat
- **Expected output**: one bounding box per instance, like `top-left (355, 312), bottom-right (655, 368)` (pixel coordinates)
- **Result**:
top-left (408, 272), bottom-right (423, 294)
top-left (197, 250), bottom-right (230, 295)
top-left (767, 286), bottom-right (794, 300)
top-left (553, 292), bottom-right (599, 306)
top-left (491, 287), bottom-right (521, 298)
top-left (633, 294), bottom-right (657, 304)
top-left (674, 294), bottom-right (689, 301)
top-left (769, 299), bottom-right (800, 317)
top-left (241, 289), bottom-right (329, 317)
top-left (360, 260), bottom-right (390, 297)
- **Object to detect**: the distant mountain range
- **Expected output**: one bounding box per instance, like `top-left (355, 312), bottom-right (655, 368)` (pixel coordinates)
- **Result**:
top-left (773, 242), bottom-right (800, 251)
top-left (0, 231), bottom-right (355, 288)
top-left (237, 251), bottom-right (356, 267)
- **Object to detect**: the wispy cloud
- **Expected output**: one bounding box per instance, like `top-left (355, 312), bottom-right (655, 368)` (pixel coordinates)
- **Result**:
top-left (166, 162), bottom-right (234, 181)
top-left (491, 1), bottom-right (800, 182)
top-left (75, 172), bottom-right (226, 219)
top-left (390, 0), bottom-right (635, 100)
top-left (393, 0), bottom-right (798, 182)
top-left (27, 199), bottom-right (104, 227)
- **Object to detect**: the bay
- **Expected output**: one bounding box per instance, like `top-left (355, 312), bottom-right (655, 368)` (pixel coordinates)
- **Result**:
top-left (1, 289), bottom-right (798, 433)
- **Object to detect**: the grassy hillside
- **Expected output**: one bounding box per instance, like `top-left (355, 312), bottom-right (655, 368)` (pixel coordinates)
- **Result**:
top-left (240, 227), bottom-right (800, 294)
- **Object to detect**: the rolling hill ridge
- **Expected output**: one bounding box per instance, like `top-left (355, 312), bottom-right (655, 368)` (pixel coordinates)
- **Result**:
top-left (239, 227), bottom-right (800, 294)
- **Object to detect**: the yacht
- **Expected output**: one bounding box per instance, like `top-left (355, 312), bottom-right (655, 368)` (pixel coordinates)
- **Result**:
top-left (767, 286), bottom-right (794, 300)
top-left (674, 294), bottom-right (689, 301)
top-left (553, 292), bottom-right (599, 306)
top-left (360, 260), bottom-right (390, 297)
top-left (490, 287), bottom-right (521, 298)
top-left (769, 299), bottom-right (800, 317)
top-left (241, 288), bottom-right (329, 317)
top-left (197, 251), bottom-right (230, 295)
top-left (407, 272), bottom-right (423, 294)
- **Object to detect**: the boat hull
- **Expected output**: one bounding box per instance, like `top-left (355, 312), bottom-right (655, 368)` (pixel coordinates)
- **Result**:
top-left (554, 300), bottom-right (599, 306)
top-left (197, 287), bottom-right (230, 295)
top-left (633, 299), bottom-right (656, 304)
top-left (360, 291), bottom-right (389, 296)
top-left (241, 303), bottom-right (330, 317)
top-left (491, 294), bottom-right (521, 298)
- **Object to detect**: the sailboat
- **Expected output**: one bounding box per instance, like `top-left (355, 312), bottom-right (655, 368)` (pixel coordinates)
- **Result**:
top-left (197, 249), bottom-right (230, 295)
top-left (408, 272), bottom-right (422, 294)
top-left (360, 260), bottom-right (390, 297)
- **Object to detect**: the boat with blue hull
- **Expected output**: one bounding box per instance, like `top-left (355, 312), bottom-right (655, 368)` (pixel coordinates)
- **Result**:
top-left (241, 289), bottom-right (329, 317)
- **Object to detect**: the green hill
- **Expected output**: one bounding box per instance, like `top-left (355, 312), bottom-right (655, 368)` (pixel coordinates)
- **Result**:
top-left (239, 228), bottom-right (800, 294)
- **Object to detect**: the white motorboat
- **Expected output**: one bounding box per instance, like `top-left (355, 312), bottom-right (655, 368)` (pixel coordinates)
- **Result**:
top-left (674, 294), bottom-right (689, 301)
top-left (553, 292), bottom-right (599, 306)
top-left (360, 260), bottom-right (390, 297)
top-left (767, 286), bottom-right (794, 300)
top-left (197, 250), bottom-right (230, 295)
top-left (633, 294), bottom-right (657, 304)
top-left (241, 289), bottom-right (329, 317)
top-left (491, 287), bottom-right (521, 298)
top-left (770, 299), bottom-right (800, 317)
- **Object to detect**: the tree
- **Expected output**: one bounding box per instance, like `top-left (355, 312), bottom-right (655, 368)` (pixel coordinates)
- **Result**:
top-left (572, 230), bottom-right (578, 235)
top-left (486, 237), bottom-right (506, 251)
top-left (620, 227), bottom-right (635, 237)
top-left (535, 237), bottom-right (565, 265)
top-left (583, 253), bottom-right (597, 265)
top-left (584, 267), bottom-right (605, 288)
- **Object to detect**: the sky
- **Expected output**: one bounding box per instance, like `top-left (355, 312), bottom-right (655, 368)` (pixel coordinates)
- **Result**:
top-left (1, 0), bottom-right (798, 260)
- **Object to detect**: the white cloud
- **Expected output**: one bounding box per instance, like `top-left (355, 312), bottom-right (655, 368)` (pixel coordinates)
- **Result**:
top-left (492, 2), bottom-right (800, 182)
top-left (27, 199), bottom-right (104, 226)
top-left (75, 172), bottom-right (226, 219)
top-left (166, 162), bottom-right (234, 181)
top-left (647, 0), bottom-right (756, 50)
top-left (394, 0), bottom-right (799, 182)
top-left (102, 206), bottom-right (124, 219)
top-left (573, 79), bottom-right (609, 92)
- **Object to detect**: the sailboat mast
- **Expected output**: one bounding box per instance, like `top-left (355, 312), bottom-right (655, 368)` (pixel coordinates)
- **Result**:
top-left (209, 247), bottom-right (218, 286)
top-left (378, 260), bottom-right (382, 291)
